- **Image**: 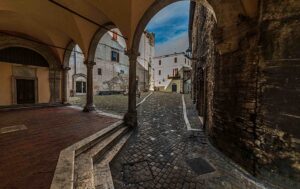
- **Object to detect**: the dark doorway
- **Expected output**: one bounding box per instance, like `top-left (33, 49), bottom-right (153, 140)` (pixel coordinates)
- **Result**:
top-left (172, 84), bottom-right (177, 92)
top-left (16, 79), bottom-right (35, 104)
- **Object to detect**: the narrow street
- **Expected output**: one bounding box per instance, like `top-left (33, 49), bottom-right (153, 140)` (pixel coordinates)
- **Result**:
top-left (110, 92), bottom-right (262, 189)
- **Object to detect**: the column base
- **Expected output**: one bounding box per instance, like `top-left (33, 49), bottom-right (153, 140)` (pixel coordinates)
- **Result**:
top-left (124, 111), bottom-right (137, 127)
top-left (62, 101), bottom-right (71, 105)
top-left (83, 104), bottom-right (96, 112)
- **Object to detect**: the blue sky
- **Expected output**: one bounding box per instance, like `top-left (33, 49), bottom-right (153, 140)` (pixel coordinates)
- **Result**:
top-left (146, 1), bottom-right (190, 56)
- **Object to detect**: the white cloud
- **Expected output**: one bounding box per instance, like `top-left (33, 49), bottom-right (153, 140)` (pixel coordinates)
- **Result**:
top-left (147, 1), bottom-right (190, 29)
top-left (155, 32), bottom-right (189, 57)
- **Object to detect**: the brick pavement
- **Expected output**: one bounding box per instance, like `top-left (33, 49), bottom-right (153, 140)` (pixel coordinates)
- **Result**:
top-left (0, 107), bottom-right (118, 189)
top-left (110, 92), bottom-right (265, 189)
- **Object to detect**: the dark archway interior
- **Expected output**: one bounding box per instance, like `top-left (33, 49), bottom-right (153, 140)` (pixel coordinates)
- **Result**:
top-left (0, 47), bottom-right (49, 67)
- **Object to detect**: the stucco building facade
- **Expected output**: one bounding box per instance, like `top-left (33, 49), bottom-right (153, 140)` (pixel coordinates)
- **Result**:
top-left (153, 52), bottom-right (192, 93)
top-left (67, 30), bottom-right (155, 96)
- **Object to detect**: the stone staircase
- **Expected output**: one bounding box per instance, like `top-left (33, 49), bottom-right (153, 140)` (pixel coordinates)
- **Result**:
top-left (50, 120), bottom-right (132, 189)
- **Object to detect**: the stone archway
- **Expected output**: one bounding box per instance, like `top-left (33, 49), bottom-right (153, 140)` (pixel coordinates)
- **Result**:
top-left (87, 23), bottom-right (117, 62)
top-left (83, 23), bottom-right (118, 112)
top-left (0, 33), bottom-right (62, 104)
top-left (61, 41), bottom-right (77, 103)
top-left (124, 0), bottom-right (218, 127)
top-left (131, 0), bottom-right (217, 53)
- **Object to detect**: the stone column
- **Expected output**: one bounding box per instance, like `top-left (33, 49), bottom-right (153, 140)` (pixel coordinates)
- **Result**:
top-left (83, 61), bottom-right (96, 112)
top-left (62, 66), bottom-right (71, 104)
top-left (124, 50), bottom-right (140, 127)
top-left (49, 68), bottom-right (62, 104)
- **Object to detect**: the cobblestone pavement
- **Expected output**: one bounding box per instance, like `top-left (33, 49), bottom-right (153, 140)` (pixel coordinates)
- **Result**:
top-left (110, 92), bottom-right (265, 189)
top-left (0, 107), bottom-right (118, 189)
top-left (70, 92), bottom-right (151, 115)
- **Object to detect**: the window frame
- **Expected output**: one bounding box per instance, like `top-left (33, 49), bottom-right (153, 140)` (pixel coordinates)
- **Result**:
top-left (111, 50), bottom-right (120, 62)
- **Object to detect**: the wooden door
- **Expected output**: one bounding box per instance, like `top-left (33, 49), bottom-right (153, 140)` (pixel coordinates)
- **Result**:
top-left (16, 79), bottom-right (35, 104)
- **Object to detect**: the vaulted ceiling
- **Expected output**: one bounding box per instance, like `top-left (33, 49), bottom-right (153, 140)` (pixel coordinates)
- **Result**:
top-left (0, 0), bottom-right (259, 62)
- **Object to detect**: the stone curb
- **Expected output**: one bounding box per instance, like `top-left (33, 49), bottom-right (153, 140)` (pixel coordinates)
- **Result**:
top-left (50, 120), bottom-right (124, 189)
top-left (181, 94), bottom-right (202, 131)
top-left (137, 92), bottom-right (153, 107)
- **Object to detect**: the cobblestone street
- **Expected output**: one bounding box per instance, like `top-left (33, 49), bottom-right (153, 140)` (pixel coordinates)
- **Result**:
top-left (69, 92), bottom-right (151, 115)
top-left (110, 92), bottom-right (264, 189)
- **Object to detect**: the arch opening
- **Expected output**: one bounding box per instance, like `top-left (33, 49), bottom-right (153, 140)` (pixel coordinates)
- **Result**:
top-left (125, 1), bottom-right (300, 187)
top-left (0, 46), bottom-right (57, 106)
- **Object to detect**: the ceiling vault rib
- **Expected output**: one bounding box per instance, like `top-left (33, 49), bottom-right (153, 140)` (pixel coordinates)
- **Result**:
top-left (48, 0), bottom-right (128, 40)
top-left (0, 31), bottom-right (83, 55)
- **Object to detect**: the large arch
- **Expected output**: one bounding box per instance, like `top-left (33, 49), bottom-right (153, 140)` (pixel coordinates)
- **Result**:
top-left (131, 0), bottom-right (260, 53)
top-left (131, 0), bottom-right (217, 53)
top-left (0, 32), bottom-right (62, 104)
top-left (87, 23), bottom-right (118, 62)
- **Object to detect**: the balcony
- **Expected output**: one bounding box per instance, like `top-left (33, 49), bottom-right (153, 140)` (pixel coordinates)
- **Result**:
top-left (168, 74), bottom-right (181, 79)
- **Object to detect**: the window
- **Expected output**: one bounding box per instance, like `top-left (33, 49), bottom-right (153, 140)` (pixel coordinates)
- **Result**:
top-left (159, 70), bottom-right (161, 75)
top-left (98, 68), bottom-right (102, 75)
top-left (174, 57), bottom-right (177, 63)
top-left (76, 81), bottom-right (86, 93)
top-left (111, 50), bottom-right (119, 62)
top-left (173, 68), bottom-right (178, 76)
top-left (159, 60), bottom-right (161, 65)
top-left (112, 32), bottom-right (118, 41)
top-left (120, 70), bottom-right (125, 74)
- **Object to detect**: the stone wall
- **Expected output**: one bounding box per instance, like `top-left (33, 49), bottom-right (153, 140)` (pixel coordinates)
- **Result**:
top-left (255, 0), bottom-right (300, 185)
top-left (191, 1), bottom-right (300, 187)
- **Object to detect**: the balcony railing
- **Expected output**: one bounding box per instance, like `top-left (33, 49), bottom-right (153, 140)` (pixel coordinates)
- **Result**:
top-left (168, 74), bottom-right (181, 79)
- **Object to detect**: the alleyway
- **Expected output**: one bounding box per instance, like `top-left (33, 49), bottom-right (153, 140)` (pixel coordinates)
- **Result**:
top-left (110, 92), bottom-right (263, 189)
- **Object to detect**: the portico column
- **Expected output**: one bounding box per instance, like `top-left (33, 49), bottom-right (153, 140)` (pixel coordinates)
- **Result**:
top-left (62, 66), bottom-right (71, 104)
top-left (83, 61), bottom-right (96, 112)
top-left (124, 50), bottom-right (140, 127)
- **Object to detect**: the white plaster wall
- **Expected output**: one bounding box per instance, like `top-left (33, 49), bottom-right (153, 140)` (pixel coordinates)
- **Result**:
top-left (67, 29), bottom-right (155, 95)
top-left (137, 32), bottom-right (155, 91)
top-left (153, 53), bottom-right (191, 89)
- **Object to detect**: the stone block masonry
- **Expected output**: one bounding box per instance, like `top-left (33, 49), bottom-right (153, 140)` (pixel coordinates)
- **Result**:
top-left (191, 1), bottom-right (300, 188)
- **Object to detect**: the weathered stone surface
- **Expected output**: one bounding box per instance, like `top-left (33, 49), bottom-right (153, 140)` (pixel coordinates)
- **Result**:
top-left (191, 1), bottom-right (300, 187)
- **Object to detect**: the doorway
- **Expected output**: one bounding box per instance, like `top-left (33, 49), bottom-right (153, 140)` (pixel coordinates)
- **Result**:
top-left (16, 79), bottom-right (35, 104)
top-left (172, 83), bottom-right (177, 92)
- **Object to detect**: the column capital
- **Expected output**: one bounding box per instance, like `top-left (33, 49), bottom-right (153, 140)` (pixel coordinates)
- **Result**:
top-left (84, 61), bottom-right (96, 69)
top-left (125, 49), bottom-right (140, 60)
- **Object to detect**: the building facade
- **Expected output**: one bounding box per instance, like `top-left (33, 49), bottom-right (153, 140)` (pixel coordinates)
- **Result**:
top-left (153, 52), bottom-right (192, 93)
top-left (137, 31), bottom-right (155, 91)
top-left (68, 30), bottom-right (155, 96)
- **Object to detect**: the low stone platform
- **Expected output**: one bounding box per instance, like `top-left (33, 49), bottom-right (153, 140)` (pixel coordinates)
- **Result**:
top-left (0, 106), bottom-right (119, 189)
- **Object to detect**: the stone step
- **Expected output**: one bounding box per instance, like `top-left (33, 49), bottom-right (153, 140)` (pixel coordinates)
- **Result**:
top-left (93, 132), bottom-right (132, 189)
top-left (74, 126), bottom-right (129, 189)
top-left (50, 120), bottom-right (128, 189)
